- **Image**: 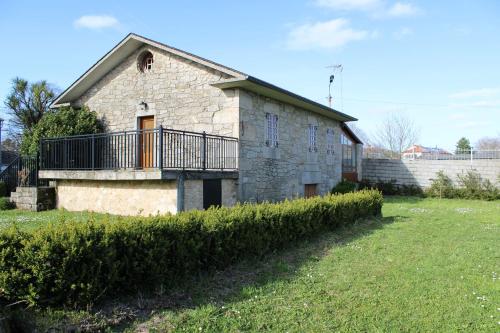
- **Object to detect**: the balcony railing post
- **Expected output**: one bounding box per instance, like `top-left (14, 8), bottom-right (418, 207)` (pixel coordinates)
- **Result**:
top-left (202, 131), bottom-right (206, 170)
top-left (63, 138), bottom-right (68, 169)
top-left (91, 134), bottom-right (95, 170)
top-left (158, 126), bottom-right (163, 169)
top-left (182, 131), bottom-right (186, 170)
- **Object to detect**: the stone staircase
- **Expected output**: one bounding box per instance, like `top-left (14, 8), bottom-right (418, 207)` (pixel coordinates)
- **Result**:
top-left (10, 186), bottom-right (56, 211)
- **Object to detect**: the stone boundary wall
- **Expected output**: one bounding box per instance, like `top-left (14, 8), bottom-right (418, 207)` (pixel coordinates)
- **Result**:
top-left (362, 159), bottom-right (500, 188)
top-left (10, 187), bottom-right (56, 211)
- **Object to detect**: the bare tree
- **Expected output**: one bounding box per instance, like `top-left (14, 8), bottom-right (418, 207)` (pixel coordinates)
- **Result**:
top-left (346, 123), bottom-right (371, 145)
top-left (475, 135), bottom-right (500, 150)
top-left (374, 113), bottom-right (420, 158)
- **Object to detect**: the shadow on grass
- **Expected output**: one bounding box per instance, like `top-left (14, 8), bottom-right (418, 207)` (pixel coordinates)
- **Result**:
top-left (12, 216), bottom-right (400, 332)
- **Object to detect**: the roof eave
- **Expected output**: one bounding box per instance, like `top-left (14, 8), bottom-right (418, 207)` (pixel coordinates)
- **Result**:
top-left (211, 77), bottom-right (357, 122)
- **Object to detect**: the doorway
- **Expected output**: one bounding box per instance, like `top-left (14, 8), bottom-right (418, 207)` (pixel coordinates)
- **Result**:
top-left (139, 116), bottom-right (155, 168)
top-left (203, 179), bottom-right (222, 209)
top-left (304, 184), bottom-right (317, 198)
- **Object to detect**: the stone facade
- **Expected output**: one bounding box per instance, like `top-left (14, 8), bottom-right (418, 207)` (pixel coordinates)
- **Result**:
top-left (238, 90), bottom-right (343, 202)
top-left (10, 187), bottom-right (56, 211)
top-left (75, 45), bottom-right (239, 138)
top-left (362, 158), bottom-right (500, 188)
top-left (56, 180), bottom-right (177, 216)
top-left (48, 40), bottom-right (359, 214)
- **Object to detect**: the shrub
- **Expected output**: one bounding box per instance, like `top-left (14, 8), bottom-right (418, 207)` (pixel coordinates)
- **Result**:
top-left (331, 179), bottom-right (358, 194)
top-left (426, 170), bottom-right (499, 200)
top-left (0, 198), bottom-right (15, 210)
top-left (0, 190), bottom-right (382, 307)
top-left (426, 171), bottom-right (455, 198)
top-left (359, 179), bottom-right (423, 197)
top-left (20, 106), bottom-right (104, 155)
top-left (0, 182), bottom-right (6, 197)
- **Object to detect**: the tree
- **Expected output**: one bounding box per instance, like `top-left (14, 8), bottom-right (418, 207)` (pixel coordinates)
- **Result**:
top-left (475, 135), bottom-right (500, 150)
top-left (4, 77), bottom-right (56, 134)
top-left (347, 123), bottom-right (371, 145)
top-left (455, 137), bottom-right (471, 153)
top-left (1, 138), bottom-right (19, 152)
top-left (374, 113), bottom-right (420, 158)
top-left (21, 106), bottom-right (104, 155)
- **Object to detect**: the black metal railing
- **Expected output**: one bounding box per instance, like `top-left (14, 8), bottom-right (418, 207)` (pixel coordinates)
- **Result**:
top-left (0, 155), bottom-right (49, 195)
top-left (39, 127), bottom-right (239, 171)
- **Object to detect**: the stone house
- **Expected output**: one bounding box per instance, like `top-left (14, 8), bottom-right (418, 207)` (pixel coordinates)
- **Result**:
top-left (39, 33), bottom-right (362, 215)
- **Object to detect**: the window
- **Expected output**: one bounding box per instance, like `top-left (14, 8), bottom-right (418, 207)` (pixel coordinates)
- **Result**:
top-left (138, 51), bottom-right (154, 72)
top-left (341, 133), bottom-right (356, 172)
top-left (326, 128), bottom-right (335, 154)
top-left (308, 124), bottom-right (318, 152)
top-left (265, 113), bottom-right (279, 147)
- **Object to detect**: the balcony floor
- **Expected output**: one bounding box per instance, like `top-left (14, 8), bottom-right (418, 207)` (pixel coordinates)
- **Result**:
top-left (39, 169), bottom-right (239, 181)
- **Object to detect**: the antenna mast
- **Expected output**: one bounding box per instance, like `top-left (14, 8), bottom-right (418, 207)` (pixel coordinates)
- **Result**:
top-left (326, 64), bottom-right (343, 109)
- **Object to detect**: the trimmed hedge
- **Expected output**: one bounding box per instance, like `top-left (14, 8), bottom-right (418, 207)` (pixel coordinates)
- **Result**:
top-left (0, 190), bottom-right (382, 307)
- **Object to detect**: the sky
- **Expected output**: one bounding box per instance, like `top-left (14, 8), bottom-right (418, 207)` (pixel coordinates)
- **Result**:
top-left (0, 0), bottom-right (499, 150)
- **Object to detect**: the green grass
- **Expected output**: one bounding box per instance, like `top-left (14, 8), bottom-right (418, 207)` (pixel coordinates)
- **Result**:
top-left (6, 197), bottom-right (500, 332)
top-left (0, 209), bottom-right (121, 231)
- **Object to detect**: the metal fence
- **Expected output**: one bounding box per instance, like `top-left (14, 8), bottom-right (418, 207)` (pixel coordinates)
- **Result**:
top-left (364, 149), bottom-right (500, 160)
top-left (0, 155), bottom-right (49, 195)
top-left (40, 127), bottom-right (239, 171)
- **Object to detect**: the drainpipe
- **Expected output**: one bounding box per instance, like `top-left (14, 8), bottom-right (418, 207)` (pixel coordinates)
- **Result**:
top-left (177, 172), bottom-right (185, 213)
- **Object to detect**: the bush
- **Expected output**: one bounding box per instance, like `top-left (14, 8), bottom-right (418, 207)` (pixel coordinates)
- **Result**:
top-left (331, 179), bottom-right (358, 194)
top-left (0, 190), bottom-right (382, 307)
top-left (426, 171), bottom-right (455, 198)
top-left (0, 197), bottom-right (15, 210)
top-left (21, 106), bottom-right (104, 155)
top-left (359, 179), bottom-right (424, 197)
top-left (0, 182), bottom-right (6, 197)
top-left (426, 170), bottom-right (499, 200)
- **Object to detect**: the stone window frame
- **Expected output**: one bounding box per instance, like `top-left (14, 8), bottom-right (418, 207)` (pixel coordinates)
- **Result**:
top-left (138, 50), bottom-right (154, 73)
top-left (308, 124), bottom-right (318, 152)
top-left (326, 128), bottom-right (335, 155)
top-left (265, 113), bottom-right (279, 147)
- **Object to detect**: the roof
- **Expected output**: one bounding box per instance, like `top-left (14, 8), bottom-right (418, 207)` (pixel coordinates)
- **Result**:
top-left (52, 33), bottom-right (357, 122)
top-left (340, 123), bottom-right (363, 144)
top-left (402, 145), bottom-right (451, 154)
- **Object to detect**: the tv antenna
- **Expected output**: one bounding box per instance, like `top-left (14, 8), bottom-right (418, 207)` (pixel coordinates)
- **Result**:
top-left (326, 64), bottom-right (343, 110)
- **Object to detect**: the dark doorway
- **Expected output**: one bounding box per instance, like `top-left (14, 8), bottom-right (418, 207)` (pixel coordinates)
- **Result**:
top-left (304, 184), bottom-right (318, 198)
top-left (203, 179), bottom-right (222, 209)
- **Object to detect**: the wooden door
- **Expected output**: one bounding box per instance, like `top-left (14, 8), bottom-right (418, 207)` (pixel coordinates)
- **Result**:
top-left (140, 116), bottom-right (155, 168)
top-left (304, 184), bottom-right (317, 198)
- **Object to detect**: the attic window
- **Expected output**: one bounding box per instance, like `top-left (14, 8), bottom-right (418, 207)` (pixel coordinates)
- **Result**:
top-left (138, 51), bottom-right (154, 72)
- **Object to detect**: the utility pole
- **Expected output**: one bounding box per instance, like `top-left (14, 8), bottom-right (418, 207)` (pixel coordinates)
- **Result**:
top-left (0, 118), bottom-right (3, 169)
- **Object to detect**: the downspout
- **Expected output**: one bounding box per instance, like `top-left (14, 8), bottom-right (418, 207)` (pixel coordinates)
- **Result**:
top-left (177, 172), bottom-right (185, 213)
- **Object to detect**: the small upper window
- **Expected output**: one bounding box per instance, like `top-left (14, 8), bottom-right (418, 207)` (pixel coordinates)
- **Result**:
top-left (308, 124), bottom-right (318, 152)
top-left (138, 51), bottom-right (154, 72)
top-left (265, 113), bottom-right (279, 147)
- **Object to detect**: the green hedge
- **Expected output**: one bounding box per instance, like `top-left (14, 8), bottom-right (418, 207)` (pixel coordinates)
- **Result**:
top-left (0, 190), bottom-right (382, 307)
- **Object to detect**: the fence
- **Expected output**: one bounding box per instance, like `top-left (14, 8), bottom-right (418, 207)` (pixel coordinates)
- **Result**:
top-left (40, 127), bottom-right (239, 171)
top-left (364, 149), bottom-right (500, 161)
top-left (0, 155), bottom-right (49, 196)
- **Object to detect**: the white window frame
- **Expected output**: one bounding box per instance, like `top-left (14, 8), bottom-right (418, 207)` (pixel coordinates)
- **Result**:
top-left (308, 124), bottom-right (318, 152)
top-left (265, 113), bottom-right (279, 147)
top-left (327, 128), bottom-right (335, 155)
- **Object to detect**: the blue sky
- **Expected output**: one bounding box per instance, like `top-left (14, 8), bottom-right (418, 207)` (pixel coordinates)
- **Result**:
top-left (1, 0), bottom-right (499, 150)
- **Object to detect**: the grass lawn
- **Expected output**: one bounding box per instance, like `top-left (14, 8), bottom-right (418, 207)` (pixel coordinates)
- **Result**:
top-left (5, 197), bottom-right (500, 332)
top-left (0, 209), bottom-right (122, 232)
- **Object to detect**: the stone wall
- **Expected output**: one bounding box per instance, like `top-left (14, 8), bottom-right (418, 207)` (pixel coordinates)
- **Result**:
top-left (238, 90), bottom-right (343, 202)
top-left (56, 180), bottom-right (177, 216)
top-left (184, 179), bottom-right (238, 210)
top-left (362, 159), bottom-right (500, 188)
top-left (10, 187), bottom-right (56, 211)
top-left (75, 45), bottom-right (239, 138)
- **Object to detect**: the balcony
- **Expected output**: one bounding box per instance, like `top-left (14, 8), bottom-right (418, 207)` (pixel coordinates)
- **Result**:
top-left (38, 127), bottom-right (239, 181)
